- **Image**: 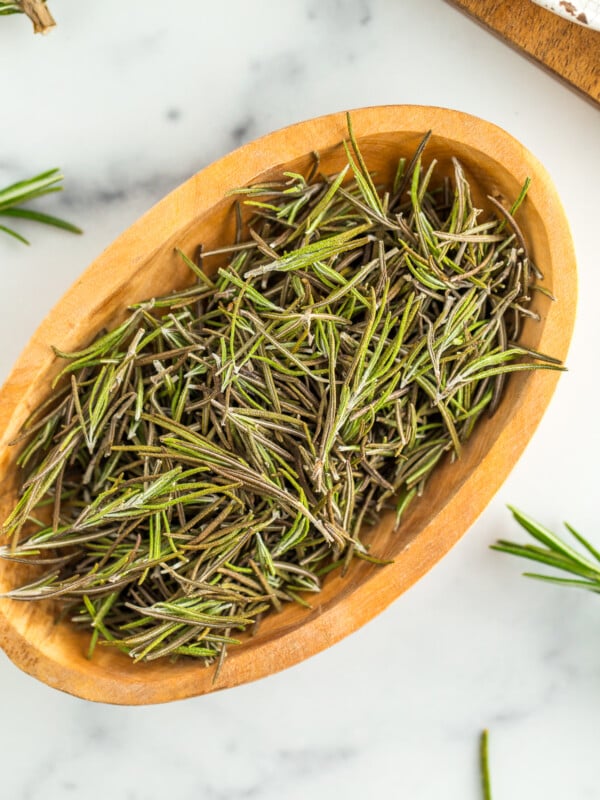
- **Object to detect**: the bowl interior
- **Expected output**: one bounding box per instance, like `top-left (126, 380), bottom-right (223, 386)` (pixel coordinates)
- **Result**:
top-left (0, 114), bottom-right (570, 703)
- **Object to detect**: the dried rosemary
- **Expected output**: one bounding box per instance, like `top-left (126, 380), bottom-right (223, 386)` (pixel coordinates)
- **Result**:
top-left (0, 123), bottom-right (561, 667)
top-left (480, 730), bottom-right (492, 800)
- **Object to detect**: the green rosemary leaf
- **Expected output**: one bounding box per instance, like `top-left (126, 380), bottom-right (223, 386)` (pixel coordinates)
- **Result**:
top-left (0, 2), bottom-right (22, 14)
top-left (563, 522), bottom-right (600, 564)
top-left (0, 168), bottom-right (79, 243)
top-left (175, 248), bottom-right (216, 289)
top-left (507, 507), bottom-right (599, 573)
top-left (491, 541), bottom-right (600, 581)
top-left (0, 224), bottom-right (30, 245)
top-left (0, 207), bottom-right (82, 234)
top-left (345, 112), bottom-right (383, 215)
top-left (244, 224), bottom-right (372, 278)
top-left (83, 591), bottom-right (119, 658)
top-left (493, 508), bottom-right (600, 594)
top-left (0, 169), bottom-right (62, 208)
top-left (510, 176), bottom-right (531, 216)
top-left (522, 574), bottom-right (600, 592)
top-left (304, 166), bottom-right (350, 237)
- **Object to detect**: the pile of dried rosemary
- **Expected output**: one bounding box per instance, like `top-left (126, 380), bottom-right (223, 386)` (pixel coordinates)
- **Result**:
top-left (0, 126), bottom-right (560, 667)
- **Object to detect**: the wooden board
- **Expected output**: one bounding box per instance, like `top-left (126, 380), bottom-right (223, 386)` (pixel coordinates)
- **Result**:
top-left (446, 0), bottom-right (600, 105)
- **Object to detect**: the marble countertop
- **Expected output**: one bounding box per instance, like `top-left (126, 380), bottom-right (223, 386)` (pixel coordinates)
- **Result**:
top-left (1, 2), bottom-right (599, 798)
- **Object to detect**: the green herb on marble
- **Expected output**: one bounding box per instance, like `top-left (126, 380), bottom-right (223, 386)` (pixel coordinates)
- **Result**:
top-left (0, 2), bottom-right (21, 14)
top-left (493, 507), bottom-right (600, 593)
top-left (480, 729), bottom-right (493, 800)
top-left (0, 122), bottom-right (560, 667)
top-left (0, 169), bottom-right (81, 244)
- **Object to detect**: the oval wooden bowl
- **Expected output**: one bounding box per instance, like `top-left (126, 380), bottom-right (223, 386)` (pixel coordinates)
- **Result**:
top-left (0, 106), bottom-right (576, 704)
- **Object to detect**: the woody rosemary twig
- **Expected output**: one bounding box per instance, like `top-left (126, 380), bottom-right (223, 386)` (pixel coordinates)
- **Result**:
top-left (0, 120), bottom-right (561, 669)
top-left (0, 0), bottom-right (55, 33)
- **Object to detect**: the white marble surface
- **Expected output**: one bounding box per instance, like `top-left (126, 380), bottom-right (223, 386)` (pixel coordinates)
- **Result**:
top-left (1, 1), bottom-right (599, 797)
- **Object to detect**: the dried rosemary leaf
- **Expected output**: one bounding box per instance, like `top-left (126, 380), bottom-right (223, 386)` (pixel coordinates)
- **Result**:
top-left (0, 123), bottom-right (561, 668)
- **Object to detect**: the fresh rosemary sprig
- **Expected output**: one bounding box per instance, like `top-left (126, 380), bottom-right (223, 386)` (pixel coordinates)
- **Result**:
top-left (0, 0), bottom-right (55, 32)
top-left (0, 127), bottom-right (560, 667)
top-left (480, 729), bottom-right (492, 800)
top-left (493, 507), bottom-right (600, 593)
top-left (0, 169), bottom-right (81, 244)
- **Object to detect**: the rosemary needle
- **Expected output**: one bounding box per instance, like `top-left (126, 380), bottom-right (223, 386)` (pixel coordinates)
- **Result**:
top-left (0, 124), bottom-right (560, 667)
top-left (0, 169), bottom-right (80, 244)
top-left (480, 729), bottom-right (492, 800)
top-left (493, 507), bottom-right (600, 593)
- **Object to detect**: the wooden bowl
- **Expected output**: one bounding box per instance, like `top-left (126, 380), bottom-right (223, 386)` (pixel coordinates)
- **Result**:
top-left (0, 106), bottom-right (577, 704)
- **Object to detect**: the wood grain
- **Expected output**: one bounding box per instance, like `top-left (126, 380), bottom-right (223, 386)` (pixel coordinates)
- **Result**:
top-left (446, 0), bottom-right (600, 105)
top-left (0, 106), bottom-right (577, 704)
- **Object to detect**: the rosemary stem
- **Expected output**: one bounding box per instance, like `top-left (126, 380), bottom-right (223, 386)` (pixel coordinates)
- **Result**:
top-left (480, 729), bottom-right (492, 800)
